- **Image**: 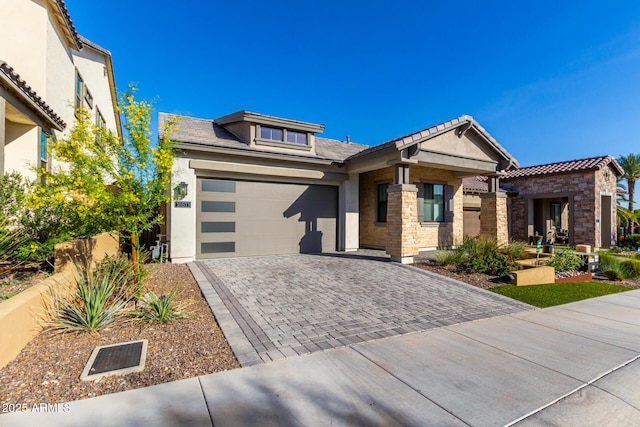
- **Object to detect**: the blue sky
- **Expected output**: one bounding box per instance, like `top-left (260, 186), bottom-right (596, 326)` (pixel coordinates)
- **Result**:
top-left (65, 1), bottom-right (640, 167)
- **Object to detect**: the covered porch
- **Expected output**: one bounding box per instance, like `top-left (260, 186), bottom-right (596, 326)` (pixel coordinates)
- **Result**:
top-left (347, 115), bottom-right (519, 263)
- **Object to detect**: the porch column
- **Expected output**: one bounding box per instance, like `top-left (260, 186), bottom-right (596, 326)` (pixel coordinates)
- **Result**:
top-left (386, 164), bottom-right (419, 263)
top-left (480, 190), bottom-right (509, 245)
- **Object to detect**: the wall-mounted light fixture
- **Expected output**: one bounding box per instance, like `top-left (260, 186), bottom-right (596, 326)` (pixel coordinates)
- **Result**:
top-left (174, 181), bottom-right (188, 200)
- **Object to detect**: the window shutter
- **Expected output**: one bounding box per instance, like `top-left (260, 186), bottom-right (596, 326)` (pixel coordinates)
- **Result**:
top-left (444, 185), bottom-right (454, 222)
top-left (416, 183), bottom-right (424, 222)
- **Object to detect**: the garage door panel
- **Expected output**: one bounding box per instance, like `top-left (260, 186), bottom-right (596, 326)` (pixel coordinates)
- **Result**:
top-left (196, 179), bottom-right (337, 258)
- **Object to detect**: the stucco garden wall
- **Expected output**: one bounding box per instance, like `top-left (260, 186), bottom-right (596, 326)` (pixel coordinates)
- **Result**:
top-left (0, 232), bottom-right (120, 370)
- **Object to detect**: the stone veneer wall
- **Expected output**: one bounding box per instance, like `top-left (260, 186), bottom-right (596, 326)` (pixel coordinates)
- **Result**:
top-left (480, 193), bottom-right (509, 245)
top-left (506, 165), bottom-right (618, 248)
top-left (386, 186), bottom-right (419, 259)
top-left (359, 166), bottom-right (463, 249)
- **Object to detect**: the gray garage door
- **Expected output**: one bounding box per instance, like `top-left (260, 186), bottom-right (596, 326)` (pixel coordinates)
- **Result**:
top-left (196, 178), bottom-right (338, 259)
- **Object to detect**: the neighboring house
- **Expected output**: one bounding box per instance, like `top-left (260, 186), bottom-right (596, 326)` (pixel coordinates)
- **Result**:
top-left (463, 156), bottom-right (623, 249)
top-left (161, 111), bottom-right (518, 263)
top-left (0, 0), bottom-right (121, 180)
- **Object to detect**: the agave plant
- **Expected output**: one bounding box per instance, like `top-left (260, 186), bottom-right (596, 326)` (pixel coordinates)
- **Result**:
top-left (0, 217), bottom-right (30, 266)
top-left (48, 258), bottom-right (135, 332)
top-left (131, 288), bottom-right (188, 323)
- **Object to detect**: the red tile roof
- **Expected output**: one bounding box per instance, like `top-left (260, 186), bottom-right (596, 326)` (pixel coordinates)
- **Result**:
top-left (502, 155), bottom-right (623, 180)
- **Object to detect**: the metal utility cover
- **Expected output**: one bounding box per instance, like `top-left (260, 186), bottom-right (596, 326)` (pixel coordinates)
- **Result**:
top-left (80, 339), bottom-right (148, 381)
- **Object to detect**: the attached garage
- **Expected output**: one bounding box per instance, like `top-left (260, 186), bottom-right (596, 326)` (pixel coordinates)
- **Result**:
top-left (196, 178), bottom-right (338, 259)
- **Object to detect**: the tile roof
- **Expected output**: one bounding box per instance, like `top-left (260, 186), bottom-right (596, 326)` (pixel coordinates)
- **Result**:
top-left (0, 61), bottom-right (66, 131)
top-left (462, 155), bottom-right (624, 193)
top-left (78, 36), bottom-right (111, 57)
top-left (160, 113), bottom-right (368, 162)
top-left (52, 0), bottom-right (82, 50)
top-left (462, 176), bottom-right (489, 193)
top-left (502, 155), bottom-right (624, 180)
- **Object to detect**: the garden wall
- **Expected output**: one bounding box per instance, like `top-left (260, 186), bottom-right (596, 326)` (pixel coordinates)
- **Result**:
top-left (0, 232), bottom-right (119, 370)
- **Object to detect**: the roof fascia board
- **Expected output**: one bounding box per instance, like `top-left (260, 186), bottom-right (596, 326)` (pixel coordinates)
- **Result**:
top-left (189, 159), bottom-right (349, 182)
top-left (49, 0), bottom-right (82, 50)
top-left (177, 142), bottom-right (338, 166)
top-left (415, 150), bottom-right (499, 174)
top-left (215, 111), bottom-right (325, 133)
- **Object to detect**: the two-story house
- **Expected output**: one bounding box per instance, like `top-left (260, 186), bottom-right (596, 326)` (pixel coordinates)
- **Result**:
top-left (0, 0), bottom-right (121, 180)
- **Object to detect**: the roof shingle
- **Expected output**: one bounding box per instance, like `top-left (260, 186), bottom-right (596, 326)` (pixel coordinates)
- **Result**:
top-left (502, 155), bottom-right (623, 180)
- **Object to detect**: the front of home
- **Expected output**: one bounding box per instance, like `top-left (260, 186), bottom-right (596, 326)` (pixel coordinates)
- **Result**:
top-left (162, 111), bottom-right (518, 263)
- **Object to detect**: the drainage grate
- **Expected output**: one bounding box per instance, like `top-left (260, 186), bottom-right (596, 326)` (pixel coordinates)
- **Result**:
top-left (80, 340), bottom-right (148, 381)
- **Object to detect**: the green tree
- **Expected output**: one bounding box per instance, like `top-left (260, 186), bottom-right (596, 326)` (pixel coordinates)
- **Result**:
top-left (30, 87), bottom-right (178, 278)
top-left (618, 154), bottom-right (640, 234)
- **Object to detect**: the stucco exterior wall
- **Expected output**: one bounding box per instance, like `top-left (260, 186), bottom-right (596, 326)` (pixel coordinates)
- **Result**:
top-left (359, 166), bottom-right (463, 249)
top-left (0, 0), bottom-right (48, 91)
top-left (168, 156), bottom-right (197, 263)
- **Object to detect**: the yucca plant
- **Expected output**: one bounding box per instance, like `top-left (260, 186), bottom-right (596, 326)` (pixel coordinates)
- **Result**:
top-left (0, 217), bottom-right (30, 265)
top-left (131, 288), bottom-right (188, 323)
top-left (48, 258), bottom-right (135, 332)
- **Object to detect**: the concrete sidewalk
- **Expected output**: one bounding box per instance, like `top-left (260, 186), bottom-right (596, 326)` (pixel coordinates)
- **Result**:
top-left (3, 290), bottom-right (640, 426)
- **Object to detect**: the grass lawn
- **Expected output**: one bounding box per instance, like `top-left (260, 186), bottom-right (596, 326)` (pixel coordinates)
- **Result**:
top-left (490, 282), bottom-right (630, 308)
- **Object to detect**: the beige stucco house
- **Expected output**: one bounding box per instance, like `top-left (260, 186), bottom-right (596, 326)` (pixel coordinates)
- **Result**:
top-left (162, 111), bottom-right (518, 263)
top-left (463, 156), bottom-right (623, 249)
top-left (0, 0), bottom-right (120, 180)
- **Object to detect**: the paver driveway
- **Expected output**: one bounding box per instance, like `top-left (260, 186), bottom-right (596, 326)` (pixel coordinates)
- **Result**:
top-left (190, 254), bottom-right (532, 366)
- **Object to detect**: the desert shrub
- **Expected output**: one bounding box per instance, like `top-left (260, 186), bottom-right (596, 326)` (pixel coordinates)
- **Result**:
top-left (621, 234), bottom-right (640, 249)
top-left (435, 250), bottom-right (461, 266)
top-left (48, 258), bottom-right (135, 332)
top-left (603, 268), bottom-right (625, 281)
top-left (131, 288), bottom-right (188, 323)
top-left (456, 236), bottom-right (518, 277)
top-left (608, 246), bottom-right (622, 254)
top-left (547, 250), bottom-right (583, 272)
top-left (502, 240), bottom-right (527, 261)
top-left (620, 258), bottom-right (640, 279)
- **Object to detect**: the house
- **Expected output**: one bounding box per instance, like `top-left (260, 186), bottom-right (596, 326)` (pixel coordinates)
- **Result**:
top-left (161, 111), bottom-right (518, 263)
top-left (0, 0), bottom-right (121, 180)
top-left (463, 156), bottom-right (623, 249)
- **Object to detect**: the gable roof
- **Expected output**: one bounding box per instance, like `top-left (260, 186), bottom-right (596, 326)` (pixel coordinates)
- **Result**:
top-left (346, 115), bottom-right (519, 169)
top-left (50, 0), bottom-right (82, 50)
top-left (502, 155), bottom-right (624, 180)
top-left (0, 60), bottom-right (66, 131)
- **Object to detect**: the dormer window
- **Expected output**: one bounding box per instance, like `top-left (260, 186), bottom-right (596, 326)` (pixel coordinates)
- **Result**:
top-left (260, 126), bottom-right (283, 141)
top-left (256, 125), bottom-right (310, 150)
top-left (286, 131), bottom-right (307, 145)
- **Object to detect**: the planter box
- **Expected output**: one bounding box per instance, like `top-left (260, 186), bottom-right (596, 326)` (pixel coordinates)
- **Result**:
top-left (555, 272), bottom-right (593, 284)
top-left (512, 266), bottom-right (555, 286)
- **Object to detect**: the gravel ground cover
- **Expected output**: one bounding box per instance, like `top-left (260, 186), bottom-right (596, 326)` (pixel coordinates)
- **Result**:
top-left (0, 263), bottom-right (239, 407)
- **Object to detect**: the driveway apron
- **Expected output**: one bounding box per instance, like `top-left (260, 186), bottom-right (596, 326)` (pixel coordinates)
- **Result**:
top-left (190, 254), bottom-right (532, 366)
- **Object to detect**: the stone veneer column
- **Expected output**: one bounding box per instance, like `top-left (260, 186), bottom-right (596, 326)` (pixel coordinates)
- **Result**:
top-left (386, 184), bottom-right (419, 263)
top-left (480, 192), bottom-right (509, 245)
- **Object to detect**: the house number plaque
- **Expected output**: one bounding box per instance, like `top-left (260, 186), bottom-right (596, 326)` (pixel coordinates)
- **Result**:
top-left (174, 201), bottom-right (191, 208)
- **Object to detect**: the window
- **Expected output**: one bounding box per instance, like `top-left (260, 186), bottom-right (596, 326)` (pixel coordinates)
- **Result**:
top-left (423, 184), bottom-right (444, 222)
top-left (286, 131), bottom-right (307, 145)
top-left (96, 109), bottom-right (105, 141)
top-left (75, 72), bottom-right (84, 110)
top-left (39, 130), bottom-right (50, 179)
top-left (551, 203), bottom-right (561, 228)
top-left (84, 88), bottom-right (93, 109)
top-left (257, 125), bottom-right (309, 147)
top-left (260, 126), bottom-right (283, 141)
top-left (377, 183), bottom-right (389, 223)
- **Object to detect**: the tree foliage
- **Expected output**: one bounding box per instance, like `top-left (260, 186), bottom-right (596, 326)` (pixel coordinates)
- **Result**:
top-left (29, 87), bottom-right (178, 264)
top-left (618, 154), bottom-right (640, 234)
